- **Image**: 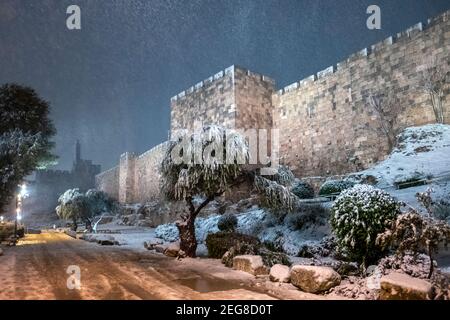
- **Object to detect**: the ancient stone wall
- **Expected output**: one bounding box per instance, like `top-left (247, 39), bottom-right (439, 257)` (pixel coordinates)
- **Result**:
top-left (170, 66), bottom-right (236, 133)
top-left (95, 166), bottom-right (119, 201)
top-left (96, 10), bottom-right (450, 205)
top-left (273, 11), bottom-right (450, 176)
top-left (96, 142), bottom-right (167, 204)
top-left (133, 142), bottom-right (168, 202)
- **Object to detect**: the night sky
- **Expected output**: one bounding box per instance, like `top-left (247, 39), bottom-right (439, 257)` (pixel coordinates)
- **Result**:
top-left (1, 0), bottom-right (449, 171)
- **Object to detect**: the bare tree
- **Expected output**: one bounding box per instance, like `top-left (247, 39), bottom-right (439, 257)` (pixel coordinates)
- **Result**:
top-left (418, 57), bottom-right (449, 124)
top-left (365, 91), bottom-right (403, 152)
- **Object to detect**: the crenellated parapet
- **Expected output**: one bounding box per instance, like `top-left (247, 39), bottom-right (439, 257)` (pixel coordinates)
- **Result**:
top-left (275, 10), bottom-right (449, 97)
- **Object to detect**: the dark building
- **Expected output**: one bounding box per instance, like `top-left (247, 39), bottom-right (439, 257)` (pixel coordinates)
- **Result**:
top-left (23, 141), bottom-right (101, 220)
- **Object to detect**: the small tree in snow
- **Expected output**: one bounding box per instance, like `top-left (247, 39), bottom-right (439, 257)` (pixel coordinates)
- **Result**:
top-left (56, 188), bottom-right (111, 231)
top-left (364, 90), bottom-right (403, 152)
top-left (160, 125), bottom-right (298, 257)
top-left (418, 57), bottom-right (449, 124)
top-left (56, 189), bottom-right (90, 231)
top-left (377, 210), bottom-right (450, 278)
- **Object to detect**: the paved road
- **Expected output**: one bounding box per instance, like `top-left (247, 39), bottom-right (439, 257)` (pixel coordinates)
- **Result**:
top-left (0, 232), bottom-right (280, 300)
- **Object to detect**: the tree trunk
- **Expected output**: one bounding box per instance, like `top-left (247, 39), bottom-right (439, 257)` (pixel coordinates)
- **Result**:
top-left (71, 218), bottom-right (78, 232)
top-left (175, 196), bottom-right (217, 258)
top-left (85, 219), bottom-right (93, 233)
top-left (176, 216), bottom-right (197, 257)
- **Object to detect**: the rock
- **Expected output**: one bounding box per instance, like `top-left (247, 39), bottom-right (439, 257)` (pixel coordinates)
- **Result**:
top-left (232, 255), bottom-right (269, 276)
top-left (269, 264), bottom-right (290, 283)
top-left (379, 272), bottom-right (433, 300)
top-left (290, 265), bottom-right (341, 293)
top-left (143, 239), bottom-right (163, 250)
top-left (164, 242), bottom-right (180, 257)
top-left (96, 235), bottom-right (117, 246)
top-left (155, 244), bottom-right (168, 253)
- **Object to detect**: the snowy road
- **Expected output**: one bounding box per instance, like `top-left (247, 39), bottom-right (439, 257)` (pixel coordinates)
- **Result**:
top-left (0, 232), bottom-right (318, 300)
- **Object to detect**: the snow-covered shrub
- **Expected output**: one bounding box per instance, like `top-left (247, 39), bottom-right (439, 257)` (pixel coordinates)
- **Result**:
top-left (319, 180), bottom-right (355, 196)
top-left (56, 188), bottom-right (114, 231)
top-left (194, 216), bottom-right (220, 242)
top-left (268, 165), bottom-right (295, 187)
top-left (85, 189), bottom-right (115, 215)
top-left (154, 215), bottom-right (220, 243)
top-left (285, 204), bottom-right (329, 231)
top-left (155, 223), bottom-right (179, 242)
top-left (254, 175), bottom-right (298, 213)
top-left (290, 180), bottom-right (314, 199)
top-left (217, 213), bottom-right (238, 232)
top-left (433, 200), bottom-right (450, 223)
top-left (56, 188), bottom-right (90, 231)
top-left (205, 231), bottom-right (259, 259)
top-left (330, 184), bottom-right (400, 265)
top-left (236, 209), bottom-right (272, 235)
top-left (376, 210), bottom-right (450, 278)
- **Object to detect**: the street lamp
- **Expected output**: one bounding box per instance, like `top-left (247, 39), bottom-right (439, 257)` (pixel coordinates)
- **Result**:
top-left (14, 183), bottom-right (27, 244)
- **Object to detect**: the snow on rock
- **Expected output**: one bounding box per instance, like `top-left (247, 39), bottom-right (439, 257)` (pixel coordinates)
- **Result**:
top-left (379, 272), bottom-right (433, 300)
top-left (232, 255), bottom-right (269, 276)
top-left (269, 264), bottom-right (291, 283)
top-left (356, 124), bottom-right (450, 187)
top-left (290, 265), bottom-right (341, 293)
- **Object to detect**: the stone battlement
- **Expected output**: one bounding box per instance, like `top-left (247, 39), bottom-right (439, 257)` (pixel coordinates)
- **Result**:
top-left (276, 10), bottom-right (448, 96)
top-left (170, 65), bottom-right (275, 103)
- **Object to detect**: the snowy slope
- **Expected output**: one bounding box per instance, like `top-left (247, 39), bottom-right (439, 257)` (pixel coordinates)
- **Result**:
top-left (355, 124), bottom-right (450, 187)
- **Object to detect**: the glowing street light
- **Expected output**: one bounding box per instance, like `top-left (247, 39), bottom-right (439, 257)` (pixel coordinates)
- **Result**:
top-left (0, 215), bottom-right (3, 223)
top-left (14, 183), bottom-right (27, 244)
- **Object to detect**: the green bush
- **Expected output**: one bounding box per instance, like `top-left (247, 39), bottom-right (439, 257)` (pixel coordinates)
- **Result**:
top-left (291, 180), bottom-right (314, 199)
top-left (319, 180), bottom-right (355, 196)
top-left (330, 184), bottom-right (400, 265)
top-left (206, 231), bottom-right (290, 267)
top-left (56, 188), bottom-right (114, 231)
top-left (205, 231), bottom-right (260, 259)
top-left (217, 213), bottom-right (238, 232)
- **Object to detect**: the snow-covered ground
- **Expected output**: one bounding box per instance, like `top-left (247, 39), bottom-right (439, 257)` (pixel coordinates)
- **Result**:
top-left (75, 124), bottom-right (450, 271)
top-left (356, 124), bottom-right (450, 188)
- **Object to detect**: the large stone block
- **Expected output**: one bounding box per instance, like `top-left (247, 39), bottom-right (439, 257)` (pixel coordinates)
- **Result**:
top-left (379, 272), bottom-right (433, 300)
top-left (232, 255), bottom-right (269, 276)
top-left (290, 265), bottom-right (341, 293)
top-left (269, 264), bottom-right (290, 283)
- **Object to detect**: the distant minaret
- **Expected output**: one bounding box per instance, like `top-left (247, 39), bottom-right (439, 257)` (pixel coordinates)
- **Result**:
top-left (75, 140), bottom-right (81, 163)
